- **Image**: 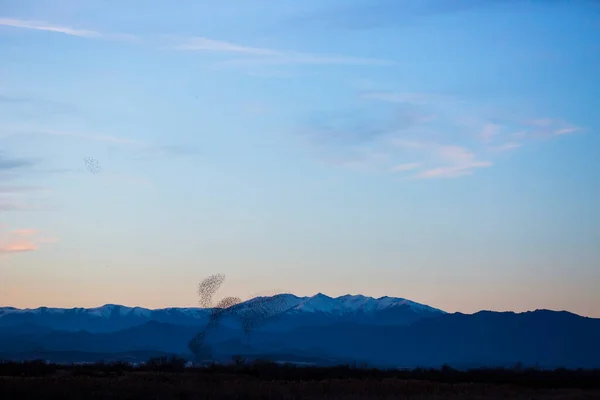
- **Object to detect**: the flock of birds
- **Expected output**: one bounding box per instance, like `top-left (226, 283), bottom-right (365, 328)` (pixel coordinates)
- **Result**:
top-left (189, 274), bottom-right (287, 361)
top-left (83, 156), bottom-right (101, 174)
top-left (83, 158), bottom-right (279, 360)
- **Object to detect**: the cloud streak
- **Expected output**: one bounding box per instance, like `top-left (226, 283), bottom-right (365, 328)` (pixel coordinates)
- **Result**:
top-left (391, 163), bottom-right (422, 172)
top-left (0, 186), bottom-right (48, 194)
top-left (172, 36), bottom-right (396, 66)
top-left (361, 91), bottom-right (454, 106)
top-left (172, 37), bottom-right (280, 56)
top-left (394, 141), bottom-right (493, 179)
top-left (300, 89), bottom-right (582, 179)
top-left (0, 202), bottom-right (36, 212)
top-left (0, 18), bottom-right (136, 42)
top-left (0, 241), bottom-right (37, 254)
top-left (12, 229), bottom-right (39, 236)
top-left (4, 127), bottom-right (196, 158)
top-left (0, 152), bottom-right (36, 171)
top-left (34, 130), bottom-right (138, 144)
top-left (0, 227), bottom-right (57, 256)
top-left (523, 118), bottom-right (582, 137)
top-left (1, 17), bottom-right (395, 67)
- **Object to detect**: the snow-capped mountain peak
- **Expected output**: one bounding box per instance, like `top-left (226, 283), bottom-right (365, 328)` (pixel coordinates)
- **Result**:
top-left (0, 293), bottom-right (445, 333)
top-left (287, 293), bottom-right (444, 315)
top-left (291, 293), bottom-right (339, 313)
top-left (85, 304), bottom-right (154, 318)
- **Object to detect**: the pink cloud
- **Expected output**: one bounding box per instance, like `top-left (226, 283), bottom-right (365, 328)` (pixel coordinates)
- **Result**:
top-left (12, 229), bottom-right (39, 236)
top-left (555, 127), bottom-right (580, 135)
top-left (416, 161), bottom-right (492, 179)
top-left (416, 166), bottom-right (472, 179)
top-left (0, 228), bottom-right (57, 257)
top-left (393, 141), bottom-right (492, 179)
top-left (0, 241), bottom-right (37, 254)
top-left (324, 90), bottom-right (582, 180)
top-left (437, 145), bottom-right (477, 163)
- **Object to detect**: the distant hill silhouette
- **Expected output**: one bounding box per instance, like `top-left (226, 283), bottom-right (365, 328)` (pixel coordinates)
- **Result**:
top-left (1, 299), bottom-right (598, 369)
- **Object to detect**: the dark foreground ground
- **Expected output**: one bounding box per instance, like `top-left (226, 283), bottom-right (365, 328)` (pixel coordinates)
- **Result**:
top-left (3, 373), bottom-right (600, 399)
top-left (1, 361), bottom-right (600, 399)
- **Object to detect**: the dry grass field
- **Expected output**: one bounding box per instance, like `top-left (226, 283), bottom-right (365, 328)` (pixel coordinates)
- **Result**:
top-left (1, 361), bottom-right (600, 399)
top-left (2, 372), bottom-right (600, 399)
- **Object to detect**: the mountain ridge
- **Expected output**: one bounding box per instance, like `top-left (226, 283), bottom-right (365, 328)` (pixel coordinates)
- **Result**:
top-left (0, 293), bottom-right (446, 333)
top-left (0, 292), bottom-right (444, 315)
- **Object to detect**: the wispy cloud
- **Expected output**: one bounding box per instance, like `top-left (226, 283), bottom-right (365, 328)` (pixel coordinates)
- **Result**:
top-left (391, 162), bottom-right (422, 172)
top-left (415, 164), bottom-right (489, 179)
top-left (0, 185), bottom-right (48, 194)
top-left (324, 151), bottom-right (389, 172)
top-left (171, 36), bottom-right (396, 66)
top-left (299, 109), bottom-right (393, 146)
top-left (361, 91), bottom-right (454, 105)
top-left (0, 94), bottom-right (30, 104)
top-left (0, 202), bottom-right (37, 212)
top-left (480, 123), bottom-right (502, 143)
top-left (12, 229), bottom-right (39, 236)
top-left (244, 101), bottom-right (270, 115)
top-left (0, 152), bottom-right (36, 171)
top-left (0, 18), bottom-right (136, 42)
top-left (0, 227), bottom-right (57, 256)
top-left (4, 128), bottom-right (195, 158)
top-left (220, 53), bottom-right (396, 67)
top-left (1, 17), bottom-right (394, 67)
top-left (33, 130), bottom-right (138, 144)
top-left (0, 241), bottom-right (37, 254)
top-left (394, 141), bottom-right (492, 179)
top-left (172, 37), bottom-right (280, 56)
top-left (364, 90), bottom-right (583, 144)
top-left (98, 172), bottom-right (155, 189)
top-left (0, 92), bottom-right (82, 118)
top-left (523, 118), bottom-right (583, 137)
top-left (299, 89), bottom-right (582, 180)
top-left (0, 152), bottom-right (45, 211)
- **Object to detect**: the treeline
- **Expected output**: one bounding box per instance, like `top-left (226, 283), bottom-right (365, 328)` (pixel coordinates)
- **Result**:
top-left (1, 358), bottom-right (600, 389)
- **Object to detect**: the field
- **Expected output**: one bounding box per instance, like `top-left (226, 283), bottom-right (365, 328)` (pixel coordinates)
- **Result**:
top-left (1, 361), bottom-right (599, 399)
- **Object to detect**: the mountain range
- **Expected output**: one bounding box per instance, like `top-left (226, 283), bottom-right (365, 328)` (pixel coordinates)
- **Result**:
top-left (0, 293), bottom-right (443, 332)
top-left (1, 293), bottom-right (599, 369)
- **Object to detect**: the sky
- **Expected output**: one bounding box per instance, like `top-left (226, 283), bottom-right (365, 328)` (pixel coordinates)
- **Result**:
top-left (0, 0), bottom-right (599, 316)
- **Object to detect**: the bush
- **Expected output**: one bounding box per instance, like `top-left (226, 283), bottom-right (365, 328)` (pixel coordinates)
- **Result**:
top-left (144, 356), bottom-right (187, 372)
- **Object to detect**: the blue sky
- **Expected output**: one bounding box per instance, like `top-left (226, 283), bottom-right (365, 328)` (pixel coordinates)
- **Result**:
top-left (0, 0), bottom-right (599, 316)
